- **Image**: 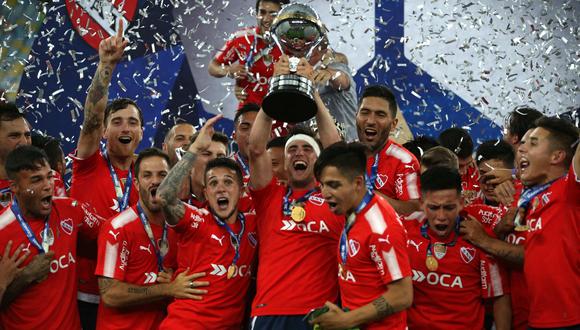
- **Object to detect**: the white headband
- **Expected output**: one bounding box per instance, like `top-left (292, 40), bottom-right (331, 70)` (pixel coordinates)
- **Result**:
top-left (284, 134), bottom-right (321, 157)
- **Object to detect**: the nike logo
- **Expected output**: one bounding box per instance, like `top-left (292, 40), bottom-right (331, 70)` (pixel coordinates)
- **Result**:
top-left (211, 234), bottom-right (225, 246)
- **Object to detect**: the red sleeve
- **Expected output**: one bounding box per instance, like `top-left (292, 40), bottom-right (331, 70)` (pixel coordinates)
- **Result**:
top-left (249, 178), bottom-right (280, 212)
top-left (76, 201), bottom-right (105, 240)
top-left (95, 221), bottom-right (129, 281)
top-left (565, 162), bottom-right (580, 204)
top-left (395, 157), bottom-right (421, 201)
top-left (171, 204), bottom-right (206, 238)
top-left (480, 252), bottom-right (508, 299)
top-left (368, 220), bottom-right (412, 285)
top-left (69, 148), bottom-right (100, 177)
top-left (214, 34), bottom-right (242, 65)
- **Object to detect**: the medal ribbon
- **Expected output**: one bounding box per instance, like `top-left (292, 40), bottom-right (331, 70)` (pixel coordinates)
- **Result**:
top-left (365, 153), bottom-right (380, 191)
top-left (340, 189), bottom-right (374, 265)
top-left (11, 199), bottom-right (49, 254)
top-left (244, 33), bottom-right (274, 69)
top-left (420, 217), bottom-right (461, 261)
top-left (515, 176), bottom-right (561, 218)
top-left (102, 145), bottom-right (132, 212)
top-left (212, 212), bottom-right (246, 267)
top-left (234, 152), bottom-right (249, 177)
top-left (0, 186), bottom-right (10, 194)
top-left (136, 203), bottom-right (168, 272)
top-left (283, 187), bottom-right (318, 216)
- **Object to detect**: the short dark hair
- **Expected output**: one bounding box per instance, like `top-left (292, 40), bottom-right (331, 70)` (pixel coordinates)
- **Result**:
top-left (286, 125), bottom-right (322, 150)
top-left (190, 131), bottom-right (229, 151)
top-left (360, 84), bottom-right (398, 118)
top-left (420, 166), bottom-right (462, 195)
top-left (267, 136), bottom-right (287, 150)
top-left (164, 122), bottom-right (195, 144)
top-left (104, 98), bottom-right (143, 127)
top-left (134, 148), bottom-right (170, 178)
top-left (403, 135), bottom-right (439, 160)
top-left (31, 134), bottom-right (64, 172)
top-left (204, 157), bottom-right (243, 187)
top-left (476, 140), bottom-right (515, 168)
top-left (421, 146), bottom-right (459, 171)
top-left (535, 116), bottom-right (579, 167)
top-left (234, 103), bottom-right (260, 126)
top-left (505, 106), bottom-right (543, 143)
top-left (255, 0), bottom-right (289, 12)
top-left (5, 145), bottom-right (49, 180)
top-left (314, 141), bottom-right (368, 182)
top-left (0, 103), bottom-right (25, 122)
top-left (438, 127), bottom-right (474, 159)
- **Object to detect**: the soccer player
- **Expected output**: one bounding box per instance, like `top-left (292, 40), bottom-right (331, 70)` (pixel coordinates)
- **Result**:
top-left (419, 146), bottom-right (459, 174)
top-left (162, 121), bottom-right (197, 167)
top-left (355, 85), bottom-right (421, 215)
top-left (313, 142), bottom-right (413, 329)
top-left (0, 146), bottom-right (103, 328)
top-left (0, 241), bottom-right (29, 305)
top-left (266, 136), bottom-right (288, 185)
top-left (0, 103), bottom-right (31, 209)
top-left (208, 0), bottom-right (288, 108)
top-left (405, 166), bottom-right (509, 330)
top-left (95, 148), bottom-right (206, 329)
top-left (439, 127), bottom-right (481, 204)
top-left (503, 106), bottom-right (543, 150)
top-left (31, 134), bottom-right (67, 197)
top-left (69, 22), bottom-right (141, 327)
top-left (474, 140), bottom-right (516, 207)
top-left (247, 56), bottom-right (342, 328)
top-left (232, 103), bottom-right (259, 180)
top-left (158, 115), bottom-right (258, 329)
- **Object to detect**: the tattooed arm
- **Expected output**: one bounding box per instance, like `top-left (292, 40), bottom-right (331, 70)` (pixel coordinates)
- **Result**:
top-left (158, 115), bottom-right (223, 226)
top-left (312, 277), bottom-right (413, 329)
top-left (98, 271), bottom-right (209, 308)
top-left (77, 21), bottom-right (128, 159)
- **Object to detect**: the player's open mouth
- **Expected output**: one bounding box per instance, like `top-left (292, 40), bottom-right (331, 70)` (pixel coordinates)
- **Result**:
top-left (119, 136), bottom-right (132, 144)
top-left (434, 224), bottom-right (448, 231)
top-left (40, 195), bottom-right (52, 208)
top-left (364, 128), bottom-right (377, 139)
top-left (519, 159), bottom-right (529, 172)
top-left (293, 160), bottom-right (307, 172)
top-left (150, 188), bottom-right (158, 198)
top-left (217, 197), bottom-right (229, 210)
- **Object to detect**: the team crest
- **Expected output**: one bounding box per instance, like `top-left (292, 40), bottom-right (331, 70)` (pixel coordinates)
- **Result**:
top-left (60, 218), bottom-right (74, 235)
top-left (433, 242), bottom-right (447, 260)
top-left (375, 174), bottom-right (388, 189)
top-left (247, 232), bottom-right (258, 248)
top-left (460, 246), bottom-right (475, 264)
top-left (308, 194), bottom-right (324, 206)
top-left (65, 0), bottom-right (138, 50)
top-left (348, 239), bottom-right (360, 257)
top-left (0, 191), bottom-right (11, 208)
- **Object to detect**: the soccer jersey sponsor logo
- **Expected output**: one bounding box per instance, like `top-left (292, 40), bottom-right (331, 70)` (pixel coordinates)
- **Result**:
top-left (528, 217), bottom-right (543, 232)
top-left (60, 218), bottom-right (74, 235)
top-left (478, 209), bottom-right (497, 224)
top-left (505, 233), bottom-right (525, 245)
top-left (280, 220), bottom-right (330, 233)
top-left (339, 269), bottom-right (356, 283)
top-left (49, 252), bottom-right (76, 274)
top-left (460, 247), bottom-right (476, 264)
top-left (412, 269), bottom-right (464, 288)
top-left (370, 244), bottom-right (385, 276)
top-left (119, 241), bottom-right (130, 270)
top-left (209, 264), bottom-right (251, 278)
top-left (144, 272), bottom-right (157, 284)
top-left (395, 175), bottom-right (404, 197)
top-left (190, 212), bottom-right (206, 229)
top-left (348, 239), bottom-right (360, 257)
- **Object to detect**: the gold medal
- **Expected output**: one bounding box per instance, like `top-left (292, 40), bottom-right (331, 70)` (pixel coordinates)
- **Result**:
top-left (513, 212), bottom-right (529, 232)
top-left (426, 256), bottom-right (438, 271)
top-left (227, 264), bottom-right (237, 279)
top-left (291, 205), bottom-right (306, 222)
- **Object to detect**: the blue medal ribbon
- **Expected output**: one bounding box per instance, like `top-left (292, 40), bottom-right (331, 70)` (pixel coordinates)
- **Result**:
top-left (0, 186), bottom-right (10, 194)
top-left (136, 203), bottom-right (168, 272)
top-left (102, 145), bottom-right (133, 212)
top-left (365, 153), bottom-right (379, 191)
top-left (212, 212), bottom-right (246, 267)
top-left (282, 187), bottom-right (318, 216)
top-left (11, 199), bottom-right (49, 254)
top-left (340, 189), bottom-right (375, 265)
top-left (516, 177), bottom-right (561, 211)
top-left (234, 152), bottom-right (249, 177)
top-left (420, 216), bottom-right (461, 260)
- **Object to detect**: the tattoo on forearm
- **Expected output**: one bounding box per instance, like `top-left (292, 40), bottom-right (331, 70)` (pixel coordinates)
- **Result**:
top-left (82, 64), bottom-right (113, 134)
top-left (372, 296), bottom-right (395, 319)
top-left (98, 278), bottom-right (114, 295)
top-left (159, 152), bottom-right (197, 220)
top-left (492, 245), bottom-right (524, 265)
top-left (128, 286), bottom-right (150, 295)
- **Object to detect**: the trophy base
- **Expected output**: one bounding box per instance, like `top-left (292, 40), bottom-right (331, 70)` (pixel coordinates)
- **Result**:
top-left (262, 74), bottom-right (317, 123)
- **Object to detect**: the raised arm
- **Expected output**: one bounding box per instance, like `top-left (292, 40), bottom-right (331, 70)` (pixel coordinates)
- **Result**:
top-left (208, 59), bottom-right (248, 80)
top-left (158, 115), bottom-right (223, 225)
top-left (76, 21), bottom-right (128, 159)
top-left (248, 109), bottom-right (274, 190)
top-left (313, 90), bottom-right (341, 147)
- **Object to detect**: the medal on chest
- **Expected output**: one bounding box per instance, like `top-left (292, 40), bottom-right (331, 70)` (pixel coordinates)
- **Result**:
top-left (425, 255), bottom-right (438, 271)
top-left (291, 204), bottom-right (306, 223)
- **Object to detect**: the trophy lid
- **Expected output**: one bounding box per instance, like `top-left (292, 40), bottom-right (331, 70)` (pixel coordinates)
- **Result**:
top-left (270, 3), bottom-right (326, 58)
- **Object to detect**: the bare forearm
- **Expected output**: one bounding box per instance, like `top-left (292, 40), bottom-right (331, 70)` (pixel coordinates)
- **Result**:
top-left (477, 236), bottom-right (524, 266)
top-left (314, 92), bottom-right (341, 147)
top-left (248, 110), bottom-right (274, 189)
top-left (326, 68), bottom-right (350, 91)
top-left (159, 152), bottom-right (197, 224)
top-left (99, 278), bottom-right (169, 308)
top-left (378, 191), bottom-right (420, 215)
top-left (493, 295), bottom-right (512, 330)
top-left (208, 60), bottom-right (229, 78)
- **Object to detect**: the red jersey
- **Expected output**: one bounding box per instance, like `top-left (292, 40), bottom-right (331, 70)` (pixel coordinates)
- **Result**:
top-left (404, 218), bottom-right (506, 330)
top-left (95, 206), bottom-right (178, 330)
top-left (214, 26), bottom-right (282, 108)
top-left (69, 149), bottom-right (139, 300)
top-left (53, 170), bottom-right (67, 197)
top-left (367, 139), bottom-right (420, 203)
top-left (339, 194), bottom-right (411, 330)
top-left (0, 179), bottom-right (11, 211)
top-left (0, 198), bottom-right (103, 329)
top-left (160, 204), bottom-right (258, 329)
top-left (249, 178), bottom-right (342, 316)
top-left (523, 164), bottom-right (580, 327)
top-left (462, 160), bottom-right (482, 205)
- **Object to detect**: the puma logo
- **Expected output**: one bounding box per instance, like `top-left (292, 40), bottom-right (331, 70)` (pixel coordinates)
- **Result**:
top-left (109, 230), bottom-right (120, 240)
top-left (211, 234), bottom-right (225, 246)
top-left (408, 239), bottom-right (423, 252)
top-left (139, 244), bottom-right (152, 254)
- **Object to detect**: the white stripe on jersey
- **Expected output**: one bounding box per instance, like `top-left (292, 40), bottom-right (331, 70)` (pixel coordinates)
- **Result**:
top-left (386, 143), bottom-right (413, 164)
top-left (111, 208), bottom-right (138, 229)
top-left (489, 262), bottom-right (504, 297)
top-left (406, 172), bottom-right (420, 199)
top-left (0, 208), bottom-right (16, 230)
top-left (382, 247), bottom-right (403, 281)
top-left (103, 241), bottom-right (119, 278)
top-left (364, 204), bottom-right (387, 235)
